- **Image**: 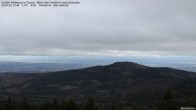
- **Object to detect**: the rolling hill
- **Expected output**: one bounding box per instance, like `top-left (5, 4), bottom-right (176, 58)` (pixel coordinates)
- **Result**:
top-left (0, 62), bottom-right (195, 104)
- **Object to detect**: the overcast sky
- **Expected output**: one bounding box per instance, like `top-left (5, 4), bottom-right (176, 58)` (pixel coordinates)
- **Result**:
top-left (0, 0), bottom-right (196, 56)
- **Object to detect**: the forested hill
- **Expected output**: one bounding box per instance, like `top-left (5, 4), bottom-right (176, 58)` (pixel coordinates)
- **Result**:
top-left (0, 62), bottom-right (195, 104)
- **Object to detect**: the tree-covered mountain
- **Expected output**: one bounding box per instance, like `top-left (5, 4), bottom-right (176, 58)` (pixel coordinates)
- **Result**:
top-left (0, 62), bottom-right (195, 104)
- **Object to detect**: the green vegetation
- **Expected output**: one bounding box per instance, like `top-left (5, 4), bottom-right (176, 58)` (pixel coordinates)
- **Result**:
top-left (0, 90), bottom-right (195, 110)
top-left (0, 62), bottom-right (195, 110)
top-left (156, 90), bottom-right (179, 110)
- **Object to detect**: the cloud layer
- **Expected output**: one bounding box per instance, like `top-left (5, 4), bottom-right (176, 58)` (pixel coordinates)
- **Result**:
top-left (0, 0), bottom-right (196, 56)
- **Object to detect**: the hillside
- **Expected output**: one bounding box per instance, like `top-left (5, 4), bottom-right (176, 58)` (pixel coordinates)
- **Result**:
top-left (0, 62), bottom-right (195, 104)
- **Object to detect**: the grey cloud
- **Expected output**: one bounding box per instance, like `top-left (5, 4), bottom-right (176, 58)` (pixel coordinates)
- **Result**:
top-left (0, 0), bottom-right (196, 56)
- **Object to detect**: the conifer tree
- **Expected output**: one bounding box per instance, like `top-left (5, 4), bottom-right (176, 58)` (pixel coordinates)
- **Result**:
top-left (85, 97), bottom-right (97, 110)
top-left (157, 89), bottom-right (179, 110)
top-left (65, 98), bottom-right (77, 110)
top-left (4, 96), bottom-right (15, 110)
top-left (21, 96), bottom-right (30, 110)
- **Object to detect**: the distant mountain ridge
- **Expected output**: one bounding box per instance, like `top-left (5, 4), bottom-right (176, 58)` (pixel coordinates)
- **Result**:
top-left (0, 62), bottom-right (195, 103)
